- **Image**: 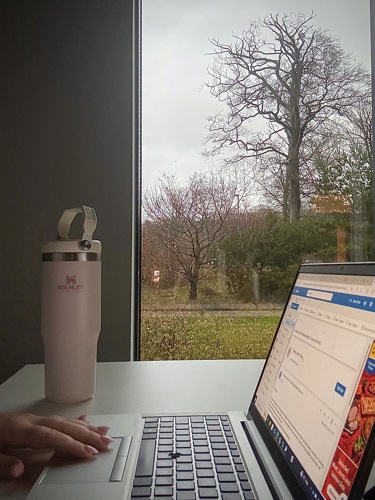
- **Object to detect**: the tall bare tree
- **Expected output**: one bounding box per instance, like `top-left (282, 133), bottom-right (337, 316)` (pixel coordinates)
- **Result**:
top-left (143, 170), bottom-right (245, 300)
top-left (205, 12), bottom-right (369, 221)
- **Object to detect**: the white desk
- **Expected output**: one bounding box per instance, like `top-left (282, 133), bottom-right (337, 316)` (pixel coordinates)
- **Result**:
top-left (0, 360), bottom-right (264, 499)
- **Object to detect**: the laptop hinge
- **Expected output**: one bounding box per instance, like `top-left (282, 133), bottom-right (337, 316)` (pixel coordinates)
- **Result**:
top-left (242, 420), bottom-right (294, 500)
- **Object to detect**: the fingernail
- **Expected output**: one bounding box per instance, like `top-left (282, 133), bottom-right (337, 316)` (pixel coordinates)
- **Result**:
top-left (78, 414), bottom-right (88, 422)
top-left (101, 435), bottom-right (114, 444)
top-left (10, 461), bottom-right (24, 478)
top-left (85, 445), bottom-right (99, 455)
top-left (97, 425), bottom-right (111, 435)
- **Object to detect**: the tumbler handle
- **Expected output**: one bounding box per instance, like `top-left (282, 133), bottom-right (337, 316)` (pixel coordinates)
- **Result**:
top-left (57, 206), bottom-right (97, 244)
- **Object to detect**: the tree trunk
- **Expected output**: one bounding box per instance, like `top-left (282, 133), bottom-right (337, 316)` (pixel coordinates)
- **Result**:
top-left (188, 259), bottom-right (200, 300)
top-left (189, 280), bottom-right (198, 300)
top-left (287, 130), bottom-right (301, 222)
top-left (283, 165), bottom-right (290, 222)
top-left (289, 156), bottom-right (301, 222)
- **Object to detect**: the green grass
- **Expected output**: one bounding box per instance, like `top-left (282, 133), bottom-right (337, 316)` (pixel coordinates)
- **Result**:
top-left (140, 313), bottom-right (281, 360)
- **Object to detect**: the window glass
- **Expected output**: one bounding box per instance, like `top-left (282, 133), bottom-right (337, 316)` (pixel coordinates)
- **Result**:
top-left (140, 0), bottom-right (372, 361)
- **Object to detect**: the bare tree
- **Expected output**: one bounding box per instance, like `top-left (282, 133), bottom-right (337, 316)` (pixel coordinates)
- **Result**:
top-left (205, 12), bottom-right (369, 221)
top-left (307, 86), bottom-right (372, 198)
top-left (338, 90), bottom-right (373, 159)
top-left (143, 170), bottom-right (245, 300)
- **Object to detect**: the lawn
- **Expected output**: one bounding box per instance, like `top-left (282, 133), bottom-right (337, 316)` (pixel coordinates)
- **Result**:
top-left (140, 312), bottom-right (282, 360)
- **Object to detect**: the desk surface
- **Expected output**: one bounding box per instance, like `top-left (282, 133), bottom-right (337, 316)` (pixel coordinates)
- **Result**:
top-left (0, 360), bottom-right (264, 499)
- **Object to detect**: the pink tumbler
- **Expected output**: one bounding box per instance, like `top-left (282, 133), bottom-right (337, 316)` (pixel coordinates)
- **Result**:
top-left (41, 206), bottom-right (101, 403)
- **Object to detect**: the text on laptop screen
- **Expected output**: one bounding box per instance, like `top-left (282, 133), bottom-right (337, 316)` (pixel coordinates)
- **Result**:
top-left (253, 271), bottom-right (375, 500)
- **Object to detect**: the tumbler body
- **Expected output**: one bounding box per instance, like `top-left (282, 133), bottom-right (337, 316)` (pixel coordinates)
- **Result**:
top-left (41, 239), bottom-right (101, 403)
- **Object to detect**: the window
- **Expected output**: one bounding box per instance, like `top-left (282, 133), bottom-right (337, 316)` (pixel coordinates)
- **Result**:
top-left (139, 0), bottom-right (373, 360)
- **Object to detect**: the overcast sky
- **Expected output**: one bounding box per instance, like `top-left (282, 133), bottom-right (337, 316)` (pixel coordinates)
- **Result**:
top-left (142, 0), bottom-right (371, 188)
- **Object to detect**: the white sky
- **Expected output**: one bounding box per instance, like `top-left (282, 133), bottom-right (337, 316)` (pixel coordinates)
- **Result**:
top-left (142, 0), bottom-right (371, 188)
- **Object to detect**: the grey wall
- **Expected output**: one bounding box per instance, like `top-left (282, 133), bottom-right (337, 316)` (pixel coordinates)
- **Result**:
top-left (0, 0), bottom-right (136, 383)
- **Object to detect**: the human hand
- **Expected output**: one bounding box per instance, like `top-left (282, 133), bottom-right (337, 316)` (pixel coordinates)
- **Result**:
top-left (0, 413), bottom-right (112, 480)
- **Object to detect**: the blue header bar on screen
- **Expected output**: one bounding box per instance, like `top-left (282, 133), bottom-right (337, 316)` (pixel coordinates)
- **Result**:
top-left (292, 286), bottom-right (375, 312)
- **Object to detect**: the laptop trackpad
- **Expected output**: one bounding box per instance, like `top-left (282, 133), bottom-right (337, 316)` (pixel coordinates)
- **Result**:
top-left (41, 437), bottom-right (131, 484)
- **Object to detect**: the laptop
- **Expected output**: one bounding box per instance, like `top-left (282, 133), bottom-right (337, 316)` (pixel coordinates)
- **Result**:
top-left (26, 262), bottom-right (375, 500)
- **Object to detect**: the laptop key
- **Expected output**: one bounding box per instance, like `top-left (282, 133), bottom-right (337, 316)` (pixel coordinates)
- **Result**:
top-left (222, 494), bottom-right (242, 500)
top-left (197, 478), bottom-right (216, 488)
top-left (143, 433), bottom-right (157, 440)
top-left (214, 457), bottom-right (231, 465)
top-left (177, 492), bottom-right (196, 500)
top-left (176, 463), bottom-right (193, 472)
top-left (134, 477), bottom-right (152, 487)
top-left (177, 472), bottom-right (194, 481)
top-left (217, 473), bottom-right (236, 483)
top-left (243, 492), bottom-right (256, 500)
top-left (131, 486), bottom-right (152, 497)
top-left (220, 483), bottom-right (239, 493)
top-left (195, 454), bottom-right (211, 461)
top-left (176, 481), bottom-right (195, 491)
top-left (156, 468), bottom-right (173, 476)
top-left (196, 469), bottom-right (214, 478)
top-left (191, 416), bottom-right (204, 423)
top-left (176, 417), bottom-right (189, 424)
top-left (237, 472), bottom-right (248, 482)
top-left (241, 481), bottom-right (252, 491)
top-left (215, 465), bottom-right (233, 474)
top-left (135, 440), bottom-right (156, 477)
top-left (154, 486), bottom-right (173, 496)
top-left (210, 437), bottom-right (225, 443)
top-left (198, 488), bottom-right (218, 498)
top-left (156, 476), bottom-right (173, 486)
top-left (196, 461), bottom-right (213, 469)
top-left (160, 416), bottom-right (174, 422)
top-left (212, 450), bottom-right (229, 458)
top-left (156, 460), bottom-right (173, 469)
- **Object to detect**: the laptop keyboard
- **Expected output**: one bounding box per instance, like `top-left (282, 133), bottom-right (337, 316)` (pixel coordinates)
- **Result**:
top-left (131, 415), bottom-right (255, 500)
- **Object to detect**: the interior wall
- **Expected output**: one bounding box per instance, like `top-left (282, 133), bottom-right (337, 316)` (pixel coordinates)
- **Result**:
top-left (0, 0), bottom-right (135, 383)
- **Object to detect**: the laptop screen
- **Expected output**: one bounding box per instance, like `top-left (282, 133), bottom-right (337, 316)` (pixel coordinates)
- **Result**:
top-left (250, 263), bottom-right (375, 500)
